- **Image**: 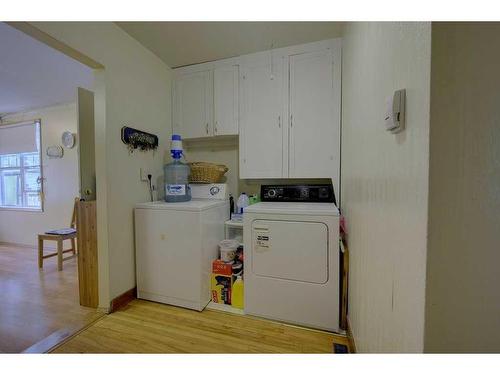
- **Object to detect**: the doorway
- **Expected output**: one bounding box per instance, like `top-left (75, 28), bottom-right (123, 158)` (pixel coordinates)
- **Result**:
top-left (0, 22), bottom-right (101, 353)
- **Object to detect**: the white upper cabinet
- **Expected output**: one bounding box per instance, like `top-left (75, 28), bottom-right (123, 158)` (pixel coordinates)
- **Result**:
top-left (173, 70), bottom-right (213, 138)
top-left (213, 65), bottom-right (239, 136)
top-left (239, 54), bottom-right (285, 178)
top-left (173, 60), bottom-right (239, 139)
top-left (289, 48), bottom-right (339, 181)
top-left (239, 39), bottom-right (341, 188)
top-left (171, 39), bottom-right (341, 193)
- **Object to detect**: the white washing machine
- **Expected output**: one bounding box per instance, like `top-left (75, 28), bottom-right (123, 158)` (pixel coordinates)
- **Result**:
top-left (244, 201), bottom-right (340, 332)
top-left (134, 184), bottom-right (229, 311)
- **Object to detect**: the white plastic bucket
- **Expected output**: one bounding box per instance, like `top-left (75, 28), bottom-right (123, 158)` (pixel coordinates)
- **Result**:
top-left (219, 239), bottom-right (239, 262)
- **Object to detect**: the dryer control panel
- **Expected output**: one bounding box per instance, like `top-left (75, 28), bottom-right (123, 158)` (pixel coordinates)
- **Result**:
top-left (261, 184), bottom-right (336, 204)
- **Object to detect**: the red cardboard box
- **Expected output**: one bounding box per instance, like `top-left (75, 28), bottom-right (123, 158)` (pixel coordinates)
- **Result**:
top-left (212, 259), bottom-right (232, 276)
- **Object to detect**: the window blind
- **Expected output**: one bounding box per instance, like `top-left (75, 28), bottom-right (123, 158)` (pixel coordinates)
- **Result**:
top-left (0, 121), bottom-right (39, 155)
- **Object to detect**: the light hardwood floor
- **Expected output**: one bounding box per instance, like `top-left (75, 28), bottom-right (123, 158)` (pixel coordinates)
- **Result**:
top-left (0, 243), bottom-right (102, 353)
top-left (53, 299), bottom-right (350, 353)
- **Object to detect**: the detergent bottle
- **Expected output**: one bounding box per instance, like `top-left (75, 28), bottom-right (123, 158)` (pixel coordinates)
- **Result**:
top-left (231, 276), bottom-right (244, 309)
top-left (236, 193), bottom-right (249, 214)
top-left (164, 134), bottom-right (191, 202)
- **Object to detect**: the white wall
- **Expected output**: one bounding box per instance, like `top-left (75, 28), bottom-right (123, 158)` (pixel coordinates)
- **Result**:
top-left (0, 103), bottom-right (79, 246)
top-left (424, 23), bottom-right (500, 353)
top-left (341, 22), bottom-right (431, 352)
top-left (183, 138), bottom-right (241, 199)
top-left (31, 22), bottom-right (173, 307)
top-left (182, 141), bottom-right (331, 210)
top-left (182, 138), bottom-right (263, 201)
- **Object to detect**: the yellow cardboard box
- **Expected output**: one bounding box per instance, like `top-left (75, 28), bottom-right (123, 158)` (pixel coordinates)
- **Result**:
top-left (211, 260), bottom-right (233, 305)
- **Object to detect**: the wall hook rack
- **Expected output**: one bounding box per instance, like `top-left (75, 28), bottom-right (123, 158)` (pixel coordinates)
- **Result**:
top-left (121, 126), bottom-right (159, 153)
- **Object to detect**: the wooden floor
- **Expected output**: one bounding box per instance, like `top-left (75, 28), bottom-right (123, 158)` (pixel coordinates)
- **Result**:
top-left (0, 243), bottom-right (102, 353)
top-left (53, 299), bottom-right (350, 353)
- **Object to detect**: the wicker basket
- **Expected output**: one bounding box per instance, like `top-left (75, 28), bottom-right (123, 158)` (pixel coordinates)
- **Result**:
top-left (188, 162), bottom-right (228, 183)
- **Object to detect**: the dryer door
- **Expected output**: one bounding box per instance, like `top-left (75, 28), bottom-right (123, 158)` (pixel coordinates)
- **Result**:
top-left (251, 220), bottom-right (328, 284)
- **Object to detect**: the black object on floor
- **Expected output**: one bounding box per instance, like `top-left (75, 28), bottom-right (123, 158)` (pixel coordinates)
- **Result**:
top-left (333, 343), bottom-right (349, 353)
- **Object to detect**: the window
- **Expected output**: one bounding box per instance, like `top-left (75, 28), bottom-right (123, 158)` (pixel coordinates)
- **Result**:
top-left (0, 121), bottom-right (42, 210)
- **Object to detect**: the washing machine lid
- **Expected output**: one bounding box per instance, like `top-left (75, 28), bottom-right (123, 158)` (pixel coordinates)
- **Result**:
top-left (244, 202), bottom-right (339, 216)
top-left (135, 199), bottom-right (227, 212)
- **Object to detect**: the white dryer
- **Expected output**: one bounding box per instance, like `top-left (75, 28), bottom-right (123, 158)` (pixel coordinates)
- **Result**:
top-left (243, 202), bottom-right (340, 332)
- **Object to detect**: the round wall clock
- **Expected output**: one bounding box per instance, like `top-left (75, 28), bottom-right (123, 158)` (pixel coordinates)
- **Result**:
top-left (62, 131), bottom-right (75, 148)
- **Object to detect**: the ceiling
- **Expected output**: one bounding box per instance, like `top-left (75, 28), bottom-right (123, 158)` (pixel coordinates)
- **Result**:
top-left (0, 22), bottom-right (93, 116)
top-left (117, 22), bottom-right (343, 68)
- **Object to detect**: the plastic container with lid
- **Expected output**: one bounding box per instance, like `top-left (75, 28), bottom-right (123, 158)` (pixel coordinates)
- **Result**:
top-left (219, 239), bottom-right (239, 262)
top-left (164, 134), bottom-right (191, 202)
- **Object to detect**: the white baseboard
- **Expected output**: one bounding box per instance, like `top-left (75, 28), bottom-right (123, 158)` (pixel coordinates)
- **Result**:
top-left (346, 315), bottom-right (358, 353)
top-left (206, 301), bottom-right (245, 315)
top-left (0, 240), bottom-right (74, 251)
top-left (0, 241), bottom-right (35, 248)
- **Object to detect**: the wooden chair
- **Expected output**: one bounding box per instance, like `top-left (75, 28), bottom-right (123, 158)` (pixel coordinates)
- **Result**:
top-left (38, 198), bottom-right (78, 271)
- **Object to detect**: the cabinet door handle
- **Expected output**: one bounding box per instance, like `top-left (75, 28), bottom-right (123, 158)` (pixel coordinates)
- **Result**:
top-left (206, 123), bottom-right (209, 134)
top-left (278, 116), bottom-right (281, 128)
top-left (215, 121), bottom-right (218, 134)
top-left (290, 114), bottom-right (293, 127)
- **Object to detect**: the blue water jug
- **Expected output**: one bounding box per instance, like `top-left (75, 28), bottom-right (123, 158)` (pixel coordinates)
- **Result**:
top-left (164, 135), bottom-right (191, 202)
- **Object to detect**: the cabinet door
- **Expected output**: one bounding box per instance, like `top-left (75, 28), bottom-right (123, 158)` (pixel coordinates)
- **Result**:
top-left (214, 65), bottom-right (239, 136)
top-left (239, 56), bottom-right (285, 178)
top-left (289, 49), bottom-right (340, 184)
top-left (135, 208), bottom-right (201, 302)
top-left (173, 70), bottom-right (213, 139)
